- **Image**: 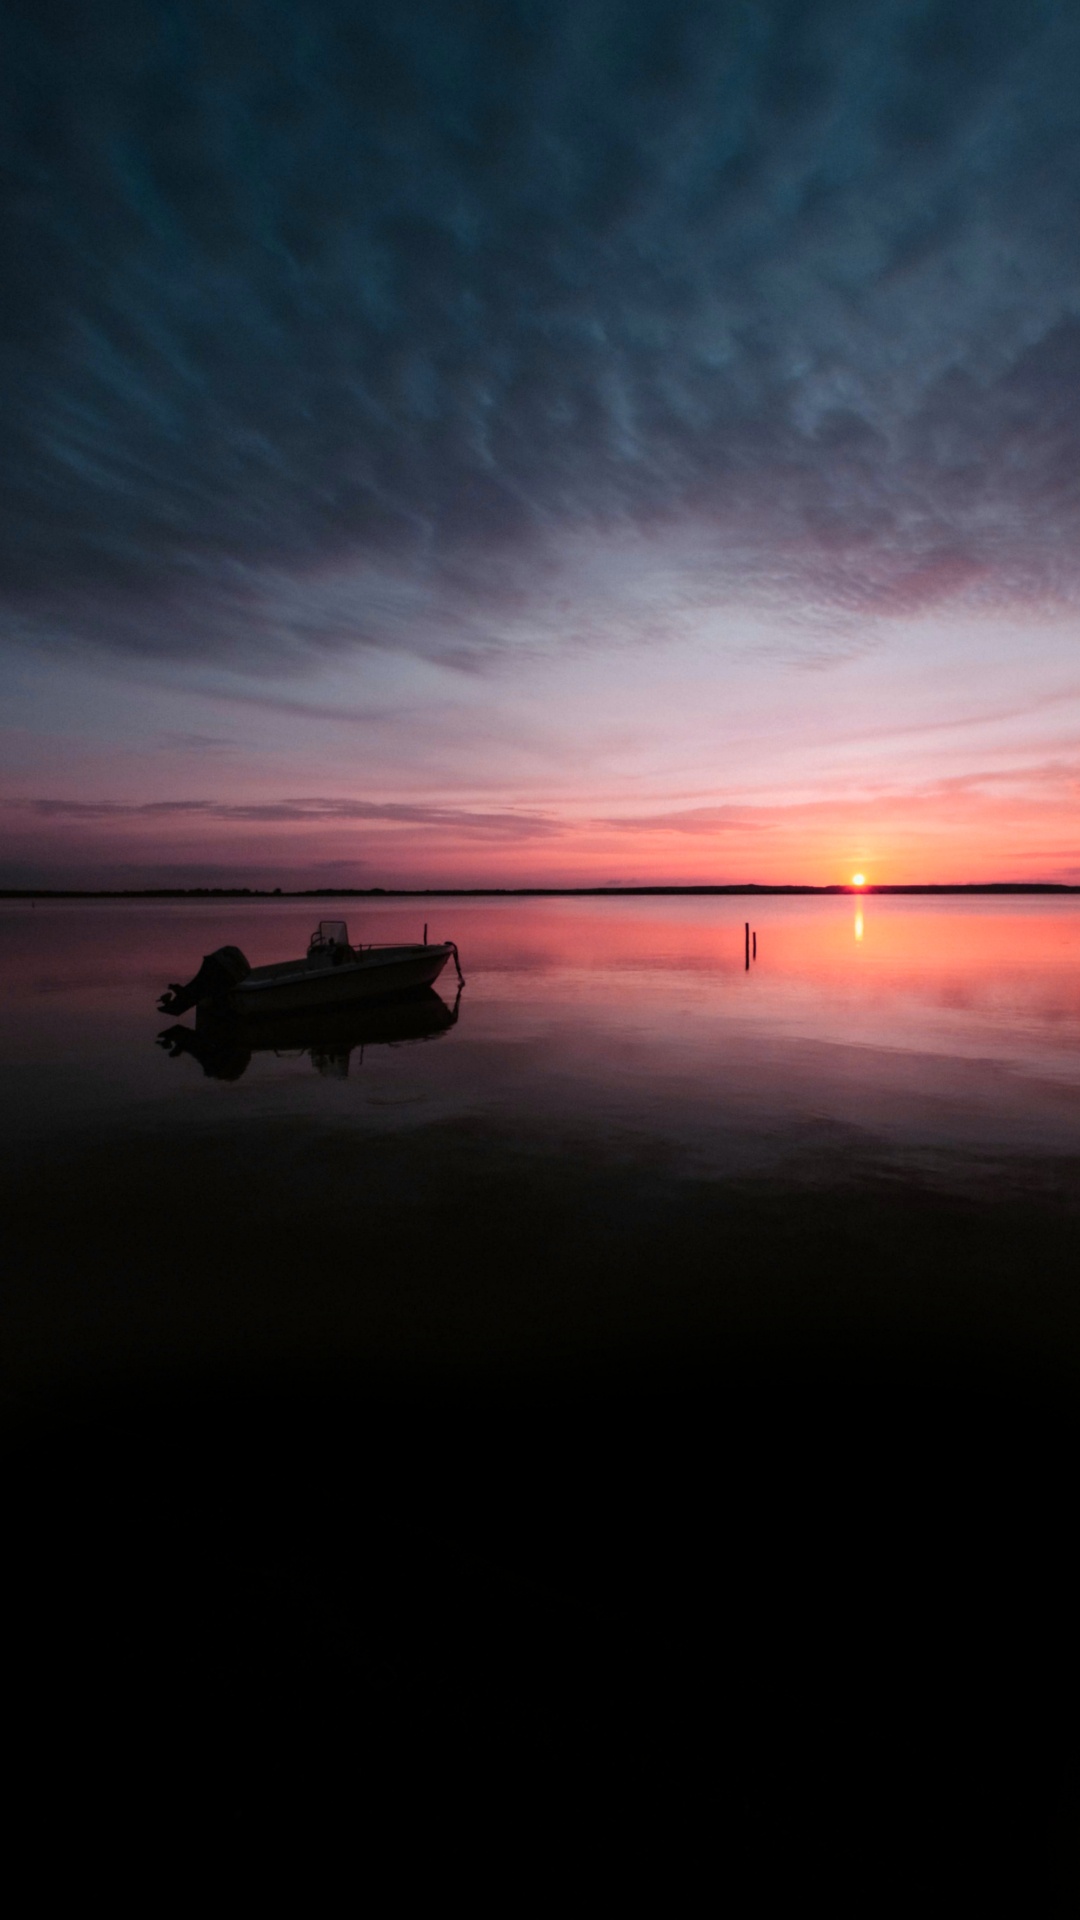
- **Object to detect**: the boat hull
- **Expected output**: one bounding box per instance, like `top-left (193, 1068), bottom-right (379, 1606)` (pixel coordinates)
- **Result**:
top-left (226, 942), bottom-right (453, 1016)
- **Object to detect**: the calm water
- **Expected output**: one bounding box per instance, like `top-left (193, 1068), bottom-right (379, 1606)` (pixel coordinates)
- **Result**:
top-left (3, 891), bottom-right (1080, 1171)
top-left (3, 888), bottom-right (1079, 1389)
top-left (5, 894), bottom-right (1078, 1874)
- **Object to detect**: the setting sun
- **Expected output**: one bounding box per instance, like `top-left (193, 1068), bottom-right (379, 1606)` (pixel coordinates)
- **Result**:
top-left (852, 873), bottom-right (866, 887)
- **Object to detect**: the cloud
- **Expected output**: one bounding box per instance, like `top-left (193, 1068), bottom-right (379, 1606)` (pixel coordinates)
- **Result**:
top-left (5, 0), bottom-right (1080, 676)
top-left (601, 806), bottom-right (774, 835)
top-left (15, 794), bottom-right (562, 837)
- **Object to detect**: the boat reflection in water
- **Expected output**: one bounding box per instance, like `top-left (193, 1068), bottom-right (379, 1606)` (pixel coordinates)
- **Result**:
top-left (157, 983), bottom-right (462, 1081)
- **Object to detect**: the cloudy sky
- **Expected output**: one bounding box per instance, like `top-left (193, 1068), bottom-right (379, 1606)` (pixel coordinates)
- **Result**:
top-left (3, 0), bottom-right (1080, 886)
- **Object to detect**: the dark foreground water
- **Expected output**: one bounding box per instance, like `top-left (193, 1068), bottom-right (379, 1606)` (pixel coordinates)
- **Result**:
top-left (3, 895), bottom-right (1079, 1889)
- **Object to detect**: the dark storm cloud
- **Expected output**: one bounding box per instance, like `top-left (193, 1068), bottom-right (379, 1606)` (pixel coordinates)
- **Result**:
top-left (5, 0), bottom-right (1080, 668)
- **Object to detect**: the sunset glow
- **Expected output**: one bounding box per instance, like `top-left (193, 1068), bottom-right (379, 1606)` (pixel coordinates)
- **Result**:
top-left (5, 5), bottom-right (1080, 1850)
top-left (2, 4), bottom-right (1080, 892)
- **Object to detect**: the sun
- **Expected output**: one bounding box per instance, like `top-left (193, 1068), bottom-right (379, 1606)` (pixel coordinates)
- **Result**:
top-left (851, 872), bottom-right (866, 888)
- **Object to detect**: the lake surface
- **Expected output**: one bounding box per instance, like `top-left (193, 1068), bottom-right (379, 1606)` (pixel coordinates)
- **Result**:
top-left (4, 890), bottom-right (1080, 1163)
top-left (2, 891), bottom-right (1080, 1391)
top-left (3, 893), bottom-right (1078, 1881)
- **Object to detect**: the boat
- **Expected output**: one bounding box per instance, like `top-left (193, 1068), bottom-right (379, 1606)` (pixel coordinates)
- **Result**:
top-left (157, 918), bottom-right (464, 1020)
top-left (157, 982), bottom-right (462, 1080)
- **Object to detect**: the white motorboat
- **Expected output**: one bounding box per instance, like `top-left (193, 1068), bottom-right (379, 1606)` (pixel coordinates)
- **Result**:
top-left (158, 918), bottom-right (464, 1019)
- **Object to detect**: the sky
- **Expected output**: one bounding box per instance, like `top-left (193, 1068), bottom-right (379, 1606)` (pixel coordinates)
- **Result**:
top-left (3, 0), bottom-right (1080, 888)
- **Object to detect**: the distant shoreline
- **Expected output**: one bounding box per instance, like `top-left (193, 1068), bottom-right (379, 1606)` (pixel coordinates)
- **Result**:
top-left (3, 883), bottom-right (1079, 900)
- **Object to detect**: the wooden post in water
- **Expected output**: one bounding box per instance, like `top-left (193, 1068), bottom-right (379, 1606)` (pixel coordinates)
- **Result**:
top-left (752, 931), bottom-right (757, 960)
top-left (745, 922), bottom-right (750, 970)
top-left (423, 923), bottom-right (428, 946)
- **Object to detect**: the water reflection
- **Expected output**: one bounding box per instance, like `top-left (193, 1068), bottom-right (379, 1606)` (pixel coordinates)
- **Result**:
top-left (4, 892), bottom-right (1079, 1867)
top-left (157, 983), bottom-right (461, 1080)
top-left (2, 895), bottom-right (1079, 1166)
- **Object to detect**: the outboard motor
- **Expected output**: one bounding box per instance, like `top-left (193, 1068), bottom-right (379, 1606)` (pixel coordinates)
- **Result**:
top-left (158, 945), bottom-right (250, 1016)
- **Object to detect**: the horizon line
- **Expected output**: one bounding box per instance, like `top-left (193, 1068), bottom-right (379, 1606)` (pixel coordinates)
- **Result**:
top-left (3, 882), bottom-right (1079, 900)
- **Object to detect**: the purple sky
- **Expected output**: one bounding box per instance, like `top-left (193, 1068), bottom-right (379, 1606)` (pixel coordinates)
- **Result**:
top-left (3, 1), bottom-right (1080, 886)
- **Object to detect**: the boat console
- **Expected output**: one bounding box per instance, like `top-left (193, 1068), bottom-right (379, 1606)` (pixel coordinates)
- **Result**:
top-left (307, 919), bottom-right (355, 965)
